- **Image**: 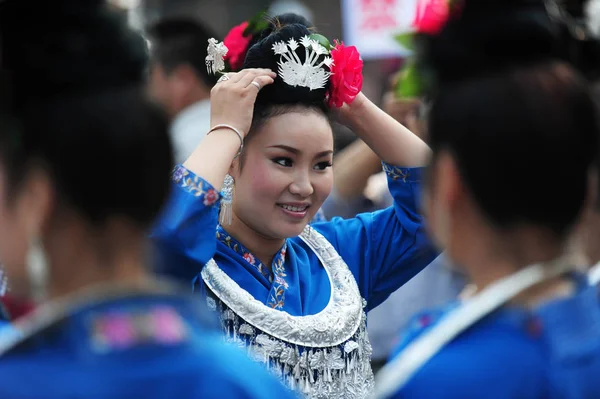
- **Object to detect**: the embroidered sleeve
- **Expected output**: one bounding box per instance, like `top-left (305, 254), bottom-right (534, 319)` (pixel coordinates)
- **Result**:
top-left (150, 165), bottom-right (221, 283)
top-left (382, 162), bottom-right (423, 183)
top-left (172, 165), bottom-right (221, 207)
top-left (381, 162), bottom-right (425, 237)
top-left (313, 162), bottom-right (438, 311)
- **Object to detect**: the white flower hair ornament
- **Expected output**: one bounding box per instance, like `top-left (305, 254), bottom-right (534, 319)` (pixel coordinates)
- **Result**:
top-left (272, 36), bottom-right (333, 91)
top-left (206, 38), bottom-right (228, 74)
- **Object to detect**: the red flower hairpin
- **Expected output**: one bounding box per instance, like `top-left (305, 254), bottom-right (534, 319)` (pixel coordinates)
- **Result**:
top-left (223, 22), bottom-right (253, 71)
top-left (393, 0), bottom-right (460, 98)
top-left (327, 40), bottom-right (364, 108)
top-left (413, 0), bottom-right (452, 35)
top-left (222, 12), bottom-right (270, 72)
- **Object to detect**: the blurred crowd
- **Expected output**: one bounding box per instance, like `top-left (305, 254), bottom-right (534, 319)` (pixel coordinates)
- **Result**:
top-left (0, 0), bottom-right (599, 398)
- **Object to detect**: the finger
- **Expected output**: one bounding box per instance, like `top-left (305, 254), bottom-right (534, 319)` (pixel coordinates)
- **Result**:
top-left (249, 75), bottom-right (275, 91)
top-left (226, 69), bottom-right (250, 84)
top-left (243, 76), bottom-right (275, 100)
top-left (216, 73), bottom-right (233, 84)
top-left (237, 69), bottom-right (277, 87)
top-left (229, 68), bottom-right (275, 84)
top-left (248, 81), bottom-right (262, 91)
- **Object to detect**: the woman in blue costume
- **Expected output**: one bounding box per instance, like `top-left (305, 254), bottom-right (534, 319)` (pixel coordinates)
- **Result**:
top-left (0, 1), bottom-right (295, 398)
top-left (375, 0), bottom-right (600, 398)
top-left (152, 13), bottom-right (437, 398)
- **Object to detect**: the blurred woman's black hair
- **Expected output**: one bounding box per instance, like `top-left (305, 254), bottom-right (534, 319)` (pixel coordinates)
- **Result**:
top-left (421, 0), bottom-right (599, 236)
top-left (0, 0), bottom-right (172, 228)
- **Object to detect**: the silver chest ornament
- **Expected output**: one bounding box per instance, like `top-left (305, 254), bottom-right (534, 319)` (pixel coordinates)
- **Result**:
top-left (202, 226), bottom-right (374, 398)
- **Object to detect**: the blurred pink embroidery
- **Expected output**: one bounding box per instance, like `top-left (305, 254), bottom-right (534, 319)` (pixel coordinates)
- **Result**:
top-left (99, 313), bottom-right (135, 348)
top-left (152, 307), bottom-right (186, 343)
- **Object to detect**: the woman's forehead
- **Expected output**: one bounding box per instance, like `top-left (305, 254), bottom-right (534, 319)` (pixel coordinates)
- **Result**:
top-left (254, 111), bottom-right (334, 150)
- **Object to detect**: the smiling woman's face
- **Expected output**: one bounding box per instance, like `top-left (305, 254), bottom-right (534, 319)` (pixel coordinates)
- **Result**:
top-left (230, 109), bottom-right (334, 239)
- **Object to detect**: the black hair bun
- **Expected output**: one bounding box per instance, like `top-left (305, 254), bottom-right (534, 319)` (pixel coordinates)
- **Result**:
top-left (0, 0), bottom-right (148, 110)
top-left (245, 13), bottom-right (314, 58)
top-left (243, 13), bottom-right (329, 106)
top-left (253, 13), bottom-right (314, 42)
top-left (0, 0), bottom-right (173, 229)
top-left (421, 0), bottom-right (567, 85)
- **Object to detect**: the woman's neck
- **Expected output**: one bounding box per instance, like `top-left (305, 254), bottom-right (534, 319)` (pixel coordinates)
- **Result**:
top-left (456, 226), bottom-right (574, 307)
top-left (44, 224), bottom-right (150, 301)
top-left (225, 212), bottom-right (286, 268)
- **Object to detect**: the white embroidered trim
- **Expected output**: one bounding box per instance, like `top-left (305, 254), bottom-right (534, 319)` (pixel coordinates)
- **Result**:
top-left (201, 226), bottom-right (364, 347)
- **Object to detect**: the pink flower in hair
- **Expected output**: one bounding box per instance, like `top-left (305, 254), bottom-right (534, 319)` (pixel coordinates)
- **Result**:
top-left (223, 22), bottom-right (252, 71)
top-left (327, 41), bottom-right (363, 108)
top-left (413, 0), bottom-right (451, 35)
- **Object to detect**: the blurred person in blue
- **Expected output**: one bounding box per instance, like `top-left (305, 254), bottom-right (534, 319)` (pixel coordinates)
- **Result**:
top-left (375, 0), bottom-right (600, 398)
top-left (152, 12), bottom-right (437, 398)
top-left (0, 1), bottom-right (296, 398)
top-left (320, 94), bottom-right (466, 371)
top-left (146, 18), bottom-right (218, 164)
top-left (575, 0), bottom-right (600, 285)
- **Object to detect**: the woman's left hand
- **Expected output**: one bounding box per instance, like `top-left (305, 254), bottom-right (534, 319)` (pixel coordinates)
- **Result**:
top-left (330, 92), bottom-right (367, 129)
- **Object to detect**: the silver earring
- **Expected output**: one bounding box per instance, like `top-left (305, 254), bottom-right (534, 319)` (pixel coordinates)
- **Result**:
top-left (26, 236), bottom-right (48, 302)
top-left (220, 174), bottom-right (234, 226)
top-left (0, 265), bottom-right (7, 296)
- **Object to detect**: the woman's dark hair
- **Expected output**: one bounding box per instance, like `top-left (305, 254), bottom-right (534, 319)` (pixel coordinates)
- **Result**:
top-left (242, 13), bottom-right (330, 136)
top-left (0, 0), bottom-right (173, 228)
top-left (422, 0), bottom-right (599, 236)
top-left (246, 13), bottom-right (315, 62)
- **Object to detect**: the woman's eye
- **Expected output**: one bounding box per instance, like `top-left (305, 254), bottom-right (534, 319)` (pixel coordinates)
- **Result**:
top-left (273, 157), bottom-right (293, 167)
top-left (314, 161), bottom-right (333, 171)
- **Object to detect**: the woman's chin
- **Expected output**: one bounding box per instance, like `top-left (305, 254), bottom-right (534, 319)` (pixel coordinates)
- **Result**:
top-left (276, 222), bottom-right (310, 239)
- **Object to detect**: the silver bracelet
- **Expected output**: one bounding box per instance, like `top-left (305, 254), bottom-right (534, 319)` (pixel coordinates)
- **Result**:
top-left (207, 124), bottom-right (244, 158)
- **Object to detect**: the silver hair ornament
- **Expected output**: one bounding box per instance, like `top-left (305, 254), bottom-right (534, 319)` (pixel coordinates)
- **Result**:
top-left (206, 38), bottom-right (229, 75)
top-left (272, 36), bottom-right (333, 91)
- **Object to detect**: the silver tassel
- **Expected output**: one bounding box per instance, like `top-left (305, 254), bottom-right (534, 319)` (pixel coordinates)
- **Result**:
top-left (26, 236), bottom-right (48, 302)
top-left (220, 174), bottom-right (234, 225)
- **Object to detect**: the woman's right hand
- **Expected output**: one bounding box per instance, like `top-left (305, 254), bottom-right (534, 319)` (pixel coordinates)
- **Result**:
top-left (209, 68), bottom-right (277, 137)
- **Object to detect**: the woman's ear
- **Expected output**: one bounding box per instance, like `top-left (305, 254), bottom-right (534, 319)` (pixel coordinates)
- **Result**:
top-left (19, 168), bottom-right (55, 238)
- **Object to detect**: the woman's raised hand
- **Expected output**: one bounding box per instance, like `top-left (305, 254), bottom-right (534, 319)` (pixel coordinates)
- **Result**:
top-left (182, 69), bottom-right (276, 190)
top-left (209, 68), bottom-right (277, 137)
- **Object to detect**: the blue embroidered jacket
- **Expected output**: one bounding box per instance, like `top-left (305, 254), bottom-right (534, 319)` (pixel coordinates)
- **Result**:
top-left (387, 274), bottom-right (600, 399)
top-left (0, 291), bottom-right (296, 398)
top-left (152, 163), bottom-right (438, 316)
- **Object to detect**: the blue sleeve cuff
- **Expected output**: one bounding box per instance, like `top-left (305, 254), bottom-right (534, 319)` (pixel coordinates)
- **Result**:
top-left (171, 165), bottom-right (221, 207)
top-left (382, 163), bottom-right (425, 183)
